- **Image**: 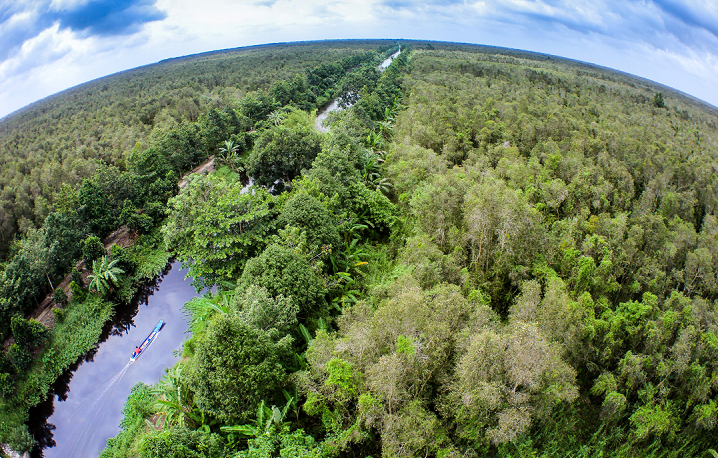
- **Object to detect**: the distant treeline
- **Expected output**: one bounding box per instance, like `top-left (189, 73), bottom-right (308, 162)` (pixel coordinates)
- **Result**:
top-left (0, 43), bottom-right (397, 452)
top-left (0, 40), bottom-right (397, 259)
top-left (2, 39), bottom-right (718, 457)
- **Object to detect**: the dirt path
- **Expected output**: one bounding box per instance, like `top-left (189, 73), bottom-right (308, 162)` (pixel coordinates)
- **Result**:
top-left (7, 155), bottom-right (217, 342)
top-left (29, 226), bottom-right (139, 330)
top-left (179, 156), bottom-right (215, 189)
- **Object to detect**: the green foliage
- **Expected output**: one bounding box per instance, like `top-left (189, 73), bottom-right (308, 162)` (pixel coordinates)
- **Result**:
top-left (83, 235), bottom-right (106, 264)
top-left (150, 364), bottom-right (197, 429)
top-left (127, 231), bottom-right (171, 282)
top-left (654, 92), bottom-right (666, 108)
top-left (69, 280), bottom-right (86, 303)
top-left (0, 372), bottom-right (14, 398)
top-left (0, 40), bottom-right (387, 258)
top-left (183, 293), bottom-right (231, 334)
top-left (8, 344), bottom-right (32, 371)
top-left (88, 256), bottom-right (125, 295)
top-left (52, 288), bottom-right (67, 306)
top-left (100, 383), bottom-right (155, 458)
top-left (137, 427), bottom-right (226, 458)
top-left (233, 426), bottom-right (326, 458)
top-left (238, 244), bottom-right (327, 323)
top-left (187, 314), bottom-right (293, 424)
top-left (233, 285), bottom-right (299, 341)
top-left (10, 315), bottom-right (49, 348)
top-left (278, 192), bottom-right (341, 253)
top-left (0, 294), bottom-right (113, 451)
top-left (71, 267), bottom-right (84, 287)
top-left (247, 125), bottom-right (323, 187)
top-left (78, 179), bottom-right (116, 237)
top-left (11, 41), bottom-right (718, 458)
top-left (163, 174), bottom-right (279, 289)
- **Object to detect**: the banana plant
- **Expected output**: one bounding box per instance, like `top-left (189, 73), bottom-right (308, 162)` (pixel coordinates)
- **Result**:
top-left (151, 363), bottom-right (194, 428)
top-left (220, 397), bottom-right (294, 439)
top-left (217, 140), bottom-right (243, 172)
top-left (182, 290), bottom-right (232, 333)
top-left (88, 256), bottom-right (125, 296)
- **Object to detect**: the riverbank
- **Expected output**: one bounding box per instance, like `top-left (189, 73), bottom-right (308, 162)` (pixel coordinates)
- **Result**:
top-left (27, 262), bottom-right (200, 458)
top-left (0, 224), bottom-right (175, 454)
top-left (313, 45), bottom-right (401, 133)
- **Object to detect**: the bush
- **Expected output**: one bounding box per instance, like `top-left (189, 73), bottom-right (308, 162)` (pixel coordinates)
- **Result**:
top-left (0, 371), bottom-right (14, 397)
top-left (52, 307), bottom-right (66, 323)
top-left (137, 427), bottom-right (227, 458)
top-left (71, 267), bottom-right (84, 287)
top-left (10, 315), bottom-right (49, 348)
top-left (53, 288), bottom-right (68, 307)
top-left (70, 281), bottom-right (86, 303)
top-left (8, 344), bottom-right (31, 371)
top-left (83, 235), bottom-right (106, 265)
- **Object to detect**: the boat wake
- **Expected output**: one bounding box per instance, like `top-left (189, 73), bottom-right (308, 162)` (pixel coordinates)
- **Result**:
top-left (64, 361), bottom-right (132, 457)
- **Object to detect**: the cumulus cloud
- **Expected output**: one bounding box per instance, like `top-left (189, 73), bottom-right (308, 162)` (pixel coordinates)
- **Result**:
top-left (51, 0), bottom-right (168, 36)
top-left (1, 0), bottom-right (717, 118)
top-left (0, 0), bottom-right (166, 71)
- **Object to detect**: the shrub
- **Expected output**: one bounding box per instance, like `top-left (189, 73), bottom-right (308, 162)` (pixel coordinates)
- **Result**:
top-left (83, 235), bottom-right (106, 265)
top-left (53, 288), bottom-right (68, 307)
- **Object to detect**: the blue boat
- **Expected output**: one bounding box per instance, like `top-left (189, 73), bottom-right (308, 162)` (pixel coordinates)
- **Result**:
top-left (130, 320), bottom-right (164, 362)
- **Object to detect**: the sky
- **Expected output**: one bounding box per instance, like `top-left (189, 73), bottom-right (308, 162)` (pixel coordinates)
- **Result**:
top-left (1, 0), bottom-right (718, 119)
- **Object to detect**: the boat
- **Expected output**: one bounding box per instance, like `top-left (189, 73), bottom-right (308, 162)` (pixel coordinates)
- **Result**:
top-left (130, 320), bottom-right (164, 362)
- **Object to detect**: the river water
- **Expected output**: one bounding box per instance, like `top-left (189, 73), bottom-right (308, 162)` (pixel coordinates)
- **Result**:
top-left (28, 262), bottom-right (200, 458)
top-left (314, 46), bottom-right (401, 133)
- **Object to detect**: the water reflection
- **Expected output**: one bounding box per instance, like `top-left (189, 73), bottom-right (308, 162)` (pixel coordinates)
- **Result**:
top-left (28, 262), bottom-right (199, 458)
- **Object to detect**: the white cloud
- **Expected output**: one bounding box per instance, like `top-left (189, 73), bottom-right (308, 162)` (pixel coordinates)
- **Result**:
top-left (0, 23), bottom-right (78, 79)
top-left (1, 0), bottom-right (718, 119)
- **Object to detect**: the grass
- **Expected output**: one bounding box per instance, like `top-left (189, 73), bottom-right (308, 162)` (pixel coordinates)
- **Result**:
top-left (0, 294), bottom-right (114, 452)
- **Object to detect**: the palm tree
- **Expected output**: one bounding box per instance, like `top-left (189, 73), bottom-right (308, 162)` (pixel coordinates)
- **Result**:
top-left (267, 110), bottom-right (286, 126)
top-left (87, 256), bottom-right (124, 295)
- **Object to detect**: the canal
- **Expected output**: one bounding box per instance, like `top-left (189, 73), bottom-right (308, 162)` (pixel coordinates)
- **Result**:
top-left (28, 262), bottom-right (200, 458)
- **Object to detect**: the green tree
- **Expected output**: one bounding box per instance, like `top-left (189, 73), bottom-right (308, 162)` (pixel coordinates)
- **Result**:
top-left (654, 92), bottom-right (666, 108)
top-left (233, 285), bottom-right (298, 341)
top-left (442, 321), bottom-right (578, 445)
top-left (10, 315), bottom-right (49, 348)
top-left (187, 314), bottom-right (292, 424)
top-left (77, 179), bottom-right (116, 237)
top-left (238, 244), bottom-right (327, 323)
top-left (247, 126), bottom-right (322, 187)
top-left (53, 288), bottom-right (67, 307)
top-left (137, 427), bottom-right (226, 458)
top-left (83, 235), bottom-right (106, 265)
top-left (163, 174), bottom-right (278, 289)
top-left (278, 192), bottom-right (341, 253)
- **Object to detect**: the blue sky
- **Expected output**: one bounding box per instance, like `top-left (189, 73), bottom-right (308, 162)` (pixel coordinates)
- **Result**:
top-left (1, 0), bottom-right (717, 119)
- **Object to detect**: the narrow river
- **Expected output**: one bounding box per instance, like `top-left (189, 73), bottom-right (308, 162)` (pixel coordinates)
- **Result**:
top-left (314, 46), bottom-right (401, 133)
top-left (28, 262), bottom-right (200, 458)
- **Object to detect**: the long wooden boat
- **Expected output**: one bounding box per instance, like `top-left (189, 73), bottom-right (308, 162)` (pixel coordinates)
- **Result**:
top-left (130, 320), bottom-right (164, 362)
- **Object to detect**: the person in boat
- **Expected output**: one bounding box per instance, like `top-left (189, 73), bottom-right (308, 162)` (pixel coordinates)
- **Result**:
top-left (133, 346), bottom-right (140, 357)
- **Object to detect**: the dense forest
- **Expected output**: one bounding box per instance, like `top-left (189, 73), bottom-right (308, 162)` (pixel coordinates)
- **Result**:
top-left (2, 39), bottom-right (718, 457)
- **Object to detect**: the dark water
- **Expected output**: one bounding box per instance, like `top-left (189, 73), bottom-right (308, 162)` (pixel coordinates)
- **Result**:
top-left (28, 262), bottom-right (200, 458)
